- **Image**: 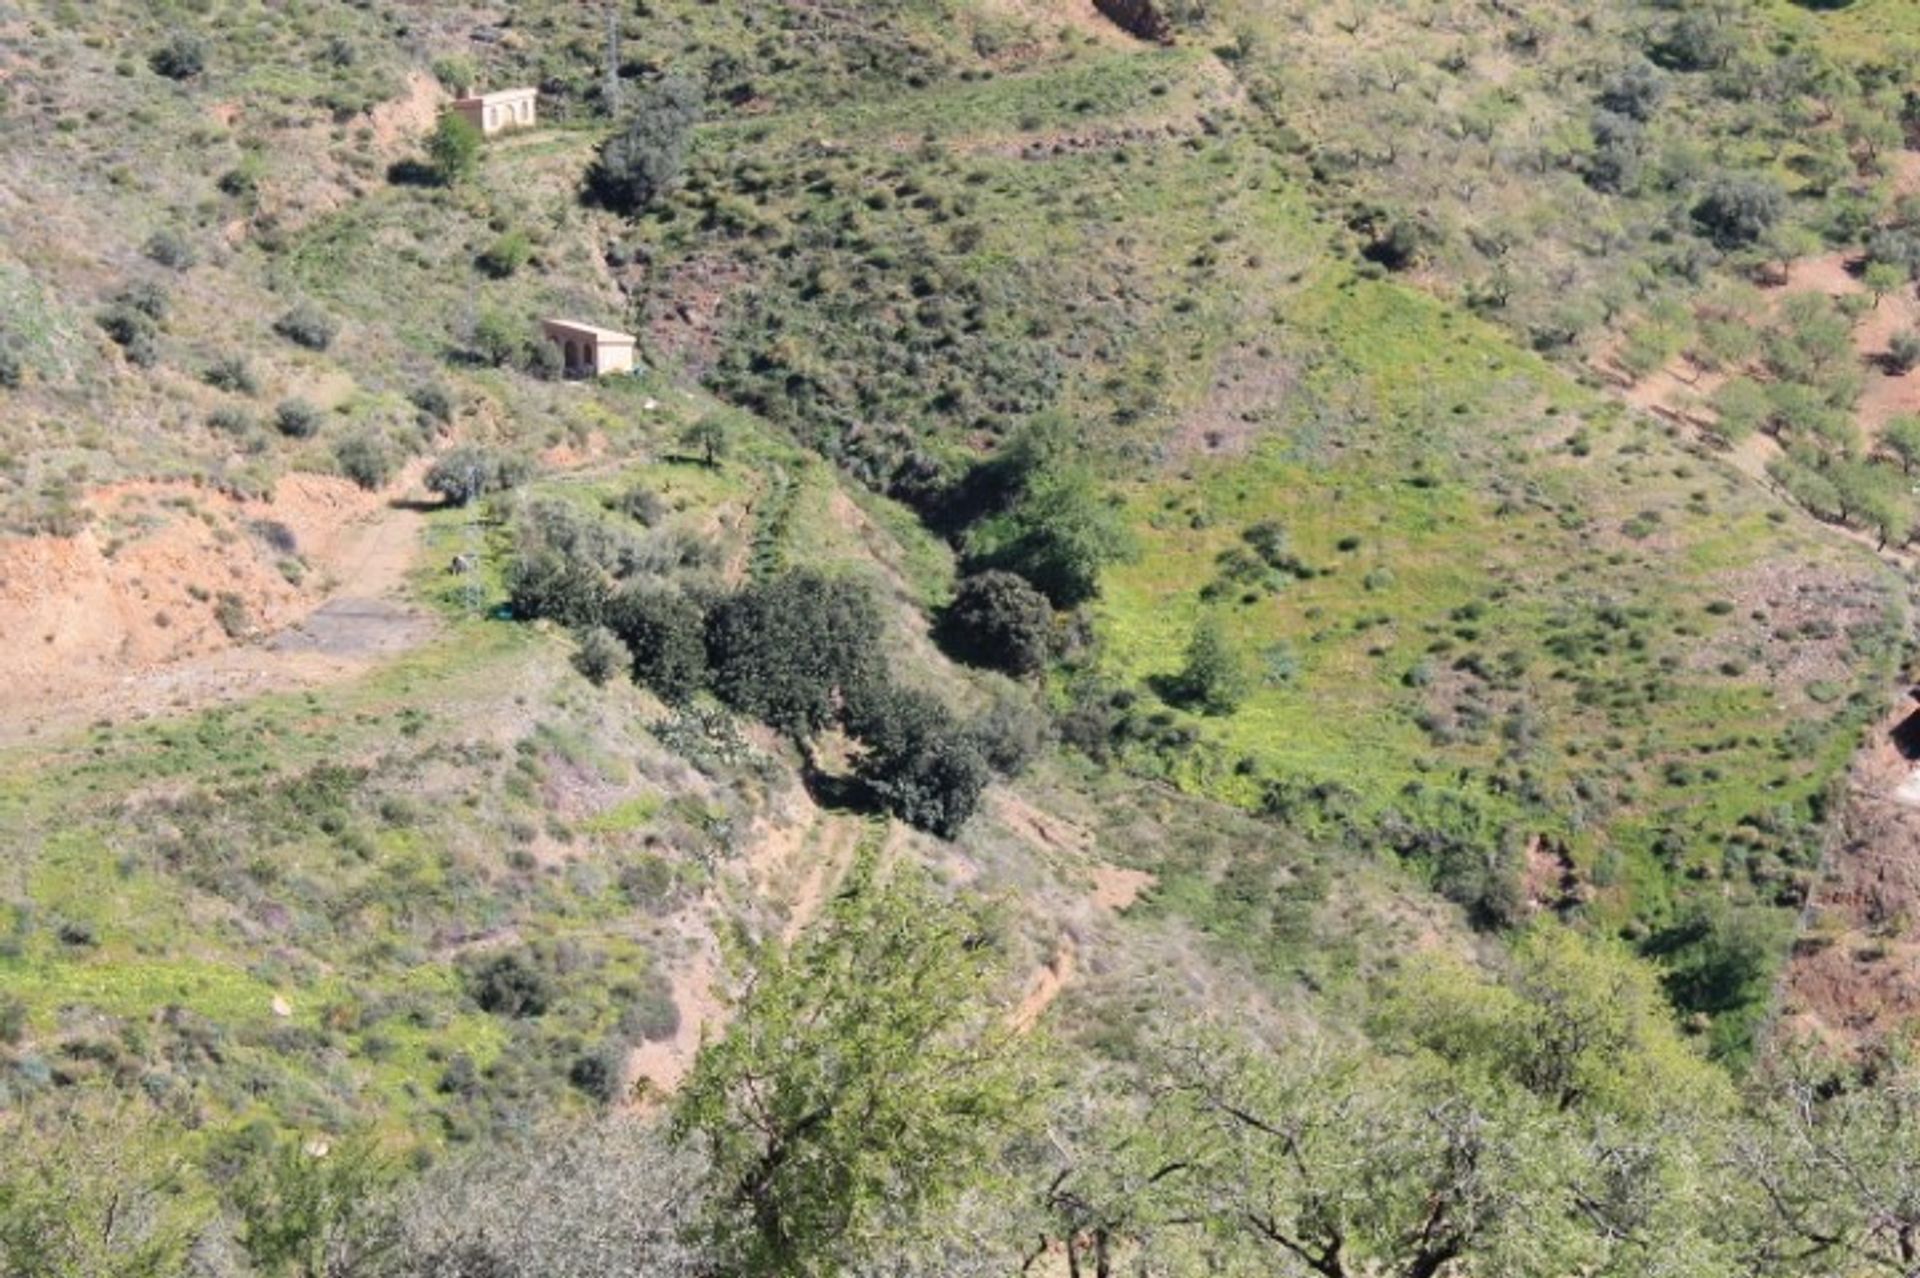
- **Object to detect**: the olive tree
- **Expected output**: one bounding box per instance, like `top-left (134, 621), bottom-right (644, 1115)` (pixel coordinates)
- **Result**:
top-left (590, 73), bottom-right (703, 214)
top-left (673, 860), bottom-right (1035, 1277)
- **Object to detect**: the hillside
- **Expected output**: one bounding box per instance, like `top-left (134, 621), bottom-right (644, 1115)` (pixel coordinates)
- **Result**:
top-left (6, 1), bottom-right (1920, 1275)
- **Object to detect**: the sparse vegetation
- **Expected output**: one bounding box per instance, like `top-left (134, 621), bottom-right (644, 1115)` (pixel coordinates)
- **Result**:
top-left (12, 0), bottom-right (1920, 1269)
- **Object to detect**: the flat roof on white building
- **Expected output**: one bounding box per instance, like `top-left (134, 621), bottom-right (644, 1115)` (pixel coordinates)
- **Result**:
top-left (542, 319), bottom-right (637, 344)
top-left (454, 86), bottom-right (537, 106)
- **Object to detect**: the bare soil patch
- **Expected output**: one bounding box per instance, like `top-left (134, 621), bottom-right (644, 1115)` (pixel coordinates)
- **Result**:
top-left (0, 465), bottom-right (431, 745)
top-left (1164, 343), bottom-right (1297, 461)
top-left (974, 0), bottom-right (1133, 43)
top-left (267, 598), bottom-right (434, 659)
top-left (1683, 560), bottom-right (1892, 701)
top-left (1090, 863), bottom-right (1154, 912)
top-left (1011, 935), bottom-right (1078, 1032)
top-left (635, 255), bottom-right (752, 378)
top-left (621, 787), bottom-right (866, 1107)
top-left (1779, 696), bottom-right (1920, 1054)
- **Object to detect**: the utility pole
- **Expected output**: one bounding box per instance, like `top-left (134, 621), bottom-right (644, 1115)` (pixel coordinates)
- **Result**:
top-left (603, 4), bottom-right (623, 117)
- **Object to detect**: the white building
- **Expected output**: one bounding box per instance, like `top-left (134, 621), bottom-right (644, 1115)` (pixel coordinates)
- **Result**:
top-left (453, 87), bottom-right (537, 136)
top-left (542, 319), bottom-right (638, 378)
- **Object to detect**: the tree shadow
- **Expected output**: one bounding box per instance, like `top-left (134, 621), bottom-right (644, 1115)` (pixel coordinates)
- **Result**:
top-left (387, 496), bottom-right (445, 513)
top-left (1145, 672), bottom-right (1197, 709)
top-left (440, 345), bottom-right (491, 369)
top-left (1891, 696), bottom-right (1920, 761)
top-left (386, 158), bottom-right (441, 188)
top-left (798, 758), bottom-right (882, 818)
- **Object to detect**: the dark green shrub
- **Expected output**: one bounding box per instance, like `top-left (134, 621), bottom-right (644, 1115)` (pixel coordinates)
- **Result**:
top-left (1170, 614), bottom-right (1251, 715)
top-left (964, 466), bottom-right (1133, 607)
top-left (1381, 800), bottom-right (1523, 932)
top-left (0, 341), bottom-right (20, 389)
top-left (618, 857), bottom-right (685, 914)
top-left (471, 310), bottom-right (526, 368)
top-left (149, 32), bottom-right (206, 80)
top-left (572, 626), bottom-right (626, 686)
top-left (466, 951), bottom-right (552, 1018)
top-left (273, 398), bottom-right (323, 439)
top-left (967, 681), bottom-right (1052, 777)
top-left (941, 570), bottom-right (1053, 676)
top-left (1692, 175), bottom-right (1785, 249)
top-left (524, 337), bottom-right (564, 382)
top-left (607, 587), bottom-right (709, 703)
top-left (119, 281), bottom-right (169, 322)
top-left (618, 975), bottom-right (681, 1043)
top-left (100, 283), bottom-right (168, 368)
top-left (251, 520), bottom-right (298, 554)
top-left (1597, 61), bottom-right (1667, 121)
top-left (203, 355), bottom-right (257, 394)
top-left (144, 227), bottom-right (196, 270)
top-left (218, 163), bottom-right (260, 200)
top-left (508, 550), bottom-right (609, 628)
top-left (477, 230), bottom-right (532, 279)
top-left (208, 406), bottom-right (254, 436)
top-left (425, 445), bottom-right (525, 505)
top-left (214, 593), bottom-right (250, 639)
top-left (1889, 330), bottom-right (1920, 375)
top-left (410, 383), bottom-right (454, 426)
top-left (430, 55), bottom-right (477, 95)
top-left (609, 484), bottom-right (667, 526)
top-left (517, 498), bottom-right (637, 573)
top-left (0, 993), bottom-right (24, 1044)
top-left (568, 1044), bottom-right (625, 1104)
top-left (98, 304), bottom-right (158, 367)
top-left (845, 682), bottom-right (990, 838)
top-left (428, 112), bottom-right (481, 186)
top-left (706, 572), bottom-right (884, 742)
top-left (677, 414), bottom-right (732, 467)
top-left (1651, 11), bottom-right (1739, 72)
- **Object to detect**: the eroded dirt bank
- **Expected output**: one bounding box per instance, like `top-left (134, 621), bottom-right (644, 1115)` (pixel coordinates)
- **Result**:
top-left (1778, 679), bottom-right (1920, 1051)
top-left (0, 467), bottom-right (432, 745)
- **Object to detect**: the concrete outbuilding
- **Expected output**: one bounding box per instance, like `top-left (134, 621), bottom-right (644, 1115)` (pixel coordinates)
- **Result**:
top-left (542, 319), bottom-right (638, 378)
top-left (453, 87), bottom-right (537, 136)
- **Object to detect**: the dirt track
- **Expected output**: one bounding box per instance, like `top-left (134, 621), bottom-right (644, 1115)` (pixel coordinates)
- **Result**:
top-left (0, 472), bottom-right (432, 747)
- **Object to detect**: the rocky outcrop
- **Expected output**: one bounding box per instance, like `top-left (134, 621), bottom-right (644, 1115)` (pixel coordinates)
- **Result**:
top-left (1093, 0), bottom-right (1173, 44)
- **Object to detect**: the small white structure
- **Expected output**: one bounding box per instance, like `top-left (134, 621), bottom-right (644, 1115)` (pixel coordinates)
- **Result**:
top-left (542, 319), bottom-right (638, 378)
top-left (453, 87), bottom-right (537, 136)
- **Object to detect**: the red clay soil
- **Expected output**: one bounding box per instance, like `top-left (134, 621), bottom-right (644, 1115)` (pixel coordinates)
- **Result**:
top-left (1778, 699), bottom-right (1920, 1055)
top-left (1602, 249), bottom-right (1920, 450)
top-left (0, 466), bottom-right (429, 744)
